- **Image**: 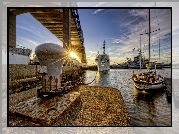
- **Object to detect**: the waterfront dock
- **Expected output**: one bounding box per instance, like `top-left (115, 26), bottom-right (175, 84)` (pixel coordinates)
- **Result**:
top-left (9, 85), bottom-right (130, 126)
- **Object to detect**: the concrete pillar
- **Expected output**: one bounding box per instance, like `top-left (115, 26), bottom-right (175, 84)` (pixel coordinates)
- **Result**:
top-left (79, 47), bottom-right (86, 63)
top-left (63, 9), bottom-right (71, 51)
top-left (9, 12), bottom-right (16, 48)
top-left (83, 53), bottom-right (86, 63)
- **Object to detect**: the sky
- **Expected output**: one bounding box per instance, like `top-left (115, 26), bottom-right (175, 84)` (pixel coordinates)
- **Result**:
top-left (14, 2), bottom-right (175, 65)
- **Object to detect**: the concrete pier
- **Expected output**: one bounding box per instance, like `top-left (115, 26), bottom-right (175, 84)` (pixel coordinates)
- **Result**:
top-left (9, 85), bottom-right (130, 126)
top-left (9, 92), bottom-right (80, 126)
top-left (74, 85), bottom-right (130, 126)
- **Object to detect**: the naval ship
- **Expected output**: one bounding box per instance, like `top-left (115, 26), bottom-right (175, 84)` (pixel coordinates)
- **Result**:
top-left (95, 40), bottom-right (110, 72)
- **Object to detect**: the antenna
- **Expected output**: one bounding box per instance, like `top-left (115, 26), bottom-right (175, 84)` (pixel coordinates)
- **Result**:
top-left (103, 40), bottom-right (106, 54)
top-left (155, 9), bottom-right (161, 63)
top-left (159, 32), bottom-right (160, 63)
top-left (97, 43), bottom-right (99, 54)
top-left (148, 9), bottom-right (151, 64)
top-left (140, 34), bottom-right (143, 72)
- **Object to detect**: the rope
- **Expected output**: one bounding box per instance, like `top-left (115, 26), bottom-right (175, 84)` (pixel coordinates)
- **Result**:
top-left (84, 71), bottom-right (98, 85)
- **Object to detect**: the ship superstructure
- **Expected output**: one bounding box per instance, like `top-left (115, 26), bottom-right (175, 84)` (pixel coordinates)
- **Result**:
top-left (95, 40), bottom-right (110, 72)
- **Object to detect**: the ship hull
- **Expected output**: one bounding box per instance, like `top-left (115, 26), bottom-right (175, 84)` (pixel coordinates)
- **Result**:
top-left (133, 80), bottom-right (164, 90)
top-left (96, 54), bottom-right (110, 72)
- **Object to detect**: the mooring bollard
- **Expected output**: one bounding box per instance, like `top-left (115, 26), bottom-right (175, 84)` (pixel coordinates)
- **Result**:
top-left (35, 43), bottom-right (67, 97)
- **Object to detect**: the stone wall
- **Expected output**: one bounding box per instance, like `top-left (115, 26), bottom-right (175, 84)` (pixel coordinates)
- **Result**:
top-left (9, 64), bottom-right (82, 81)
top-left (9, 64), bottom-right (41, 81)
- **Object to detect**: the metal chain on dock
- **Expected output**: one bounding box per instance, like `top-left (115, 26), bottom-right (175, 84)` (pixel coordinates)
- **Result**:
top-left (82, 71), bottom-right (98, 85)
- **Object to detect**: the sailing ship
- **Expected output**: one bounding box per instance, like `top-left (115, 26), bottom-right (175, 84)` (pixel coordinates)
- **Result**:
top-left (132, 9), bottom-right (165, 91)
top-left (95, 40), bottom-right (110, 72)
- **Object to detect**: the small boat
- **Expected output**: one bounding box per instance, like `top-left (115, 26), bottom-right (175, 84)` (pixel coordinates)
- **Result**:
top-left (132, 68), bottom-right (165, 90)
top-left (95, 40), bottom-right (110, 72)
top-left (132, 9), bottom-right (165, 91)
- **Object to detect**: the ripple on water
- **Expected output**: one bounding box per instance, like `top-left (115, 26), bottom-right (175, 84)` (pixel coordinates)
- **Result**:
top-left (83, 69), bottom-right (171, 126)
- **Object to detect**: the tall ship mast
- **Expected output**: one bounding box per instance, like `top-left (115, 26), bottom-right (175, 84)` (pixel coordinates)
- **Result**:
top-left (147, 9), bottom-right (151, 71)
top-left (132, 9), bottom-right (165, 91)
top-left (95, 40), bottom-right (110, 72)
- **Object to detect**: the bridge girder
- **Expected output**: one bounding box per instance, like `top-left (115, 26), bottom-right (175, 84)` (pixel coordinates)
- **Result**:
top-left (10, 8), bottom-right (86, 63)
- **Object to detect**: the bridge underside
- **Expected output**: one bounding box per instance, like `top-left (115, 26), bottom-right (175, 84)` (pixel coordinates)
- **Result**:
top-left (9, 9), bottom-right (86, 63)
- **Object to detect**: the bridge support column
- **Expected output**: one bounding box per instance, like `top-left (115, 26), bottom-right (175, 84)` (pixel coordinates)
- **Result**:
top-left (82, 53), bottom-right (86, 63)
top-left (9, 12), bottom-right (16, 48)
top-left (63, 9), bottom-right (71, 51)
top-left (80, 47), bottom-right (86, 63)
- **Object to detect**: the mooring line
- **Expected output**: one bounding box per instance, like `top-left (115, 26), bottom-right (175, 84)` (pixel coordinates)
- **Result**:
top-left (83, 71), bottom-right (98, 85)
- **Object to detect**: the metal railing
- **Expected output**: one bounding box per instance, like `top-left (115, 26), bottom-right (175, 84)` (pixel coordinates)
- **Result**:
top-left (71, 9), bottom-right (84, 45)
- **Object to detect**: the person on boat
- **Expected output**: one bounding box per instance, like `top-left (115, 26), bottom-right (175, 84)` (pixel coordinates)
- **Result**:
top-left (142, 73), bottom-right (147, 82)
top-left (146, 62), bottom-right (150, 72)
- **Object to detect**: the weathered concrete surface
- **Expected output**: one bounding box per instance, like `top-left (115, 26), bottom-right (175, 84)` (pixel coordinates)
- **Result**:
top-left (9, 86), bottom-right (42, 106)
top-left (9, 85), bottom-right (130, 126)
top-left (9, 64), bottom-right (41, 80)
top-left (72, 85), bottom-right (130, 126)
top-left (9, 115), bottom-right (41, 126)
top-left (9, 77), bottom-right (41, 94)
top-left (9, 92), bottom-right (80, 126)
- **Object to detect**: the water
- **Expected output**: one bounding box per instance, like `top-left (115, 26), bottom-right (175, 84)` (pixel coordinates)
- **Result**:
top-left (83, 69), bottom-right (171, 126)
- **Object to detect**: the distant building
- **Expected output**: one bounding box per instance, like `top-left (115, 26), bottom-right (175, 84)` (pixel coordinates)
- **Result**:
top-left (9, 47), bottom-right (32, 65)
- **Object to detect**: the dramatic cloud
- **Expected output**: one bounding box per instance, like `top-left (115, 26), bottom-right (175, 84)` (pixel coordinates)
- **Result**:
top-left (106, 9), bottom-right (171, 64)
top-left (92, 9), bottom-right (105, 14)
top-left (17, 25), bottom-right (44, 39)
top-left (16, 36), bottom-right (40, 47)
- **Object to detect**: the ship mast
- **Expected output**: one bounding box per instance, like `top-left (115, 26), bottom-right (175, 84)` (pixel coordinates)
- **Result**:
top-left (159, 33), bottom-right (160, 63)
top-left (97, 43), bottom-right (99, 54)
top-left (140, 34), bottom-right (142, 72)
top-left (148, 9), bottom-right (151, 67)
top-left (103, 40), bottom-right (106, 54)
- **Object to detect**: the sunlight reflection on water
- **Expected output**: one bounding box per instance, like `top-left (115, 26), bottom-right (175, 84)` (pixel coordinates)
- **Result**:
top-left (83, 69), bottom-right (172, 126)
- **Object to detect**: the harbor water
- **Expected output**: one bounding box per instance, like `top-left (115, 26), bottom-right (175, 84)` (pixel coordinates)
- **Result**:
top-left (83, 69), bottom-right (172, 126)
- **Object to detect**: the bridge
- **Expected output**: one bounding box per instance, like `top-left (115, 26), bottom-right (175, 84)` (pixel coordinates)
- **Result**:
top-left (9, 8), bottom-right (86, 63)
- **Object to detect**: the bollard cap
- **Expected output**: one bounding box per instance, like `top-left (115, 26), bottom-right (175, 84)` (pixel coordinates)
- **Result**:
top-left (35, 43), bottom-right (67, 66)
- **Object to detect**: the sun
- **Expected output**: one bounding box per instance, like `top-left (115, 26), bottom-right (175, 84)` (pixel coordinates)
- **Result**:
top-left (69, 52), bottom-right (81, 62)
top-left (70, 52), bottom-right (77, 58)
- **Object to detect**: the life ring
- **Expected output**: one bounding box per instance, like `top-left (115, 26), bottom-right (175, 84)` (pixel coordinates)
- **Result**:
top-left (147, 76), bottom-right (155, 83)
